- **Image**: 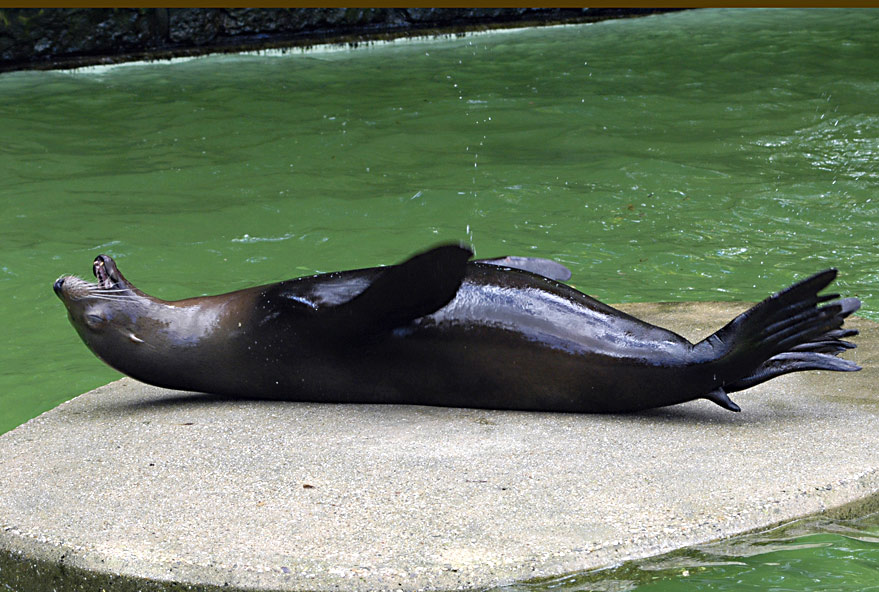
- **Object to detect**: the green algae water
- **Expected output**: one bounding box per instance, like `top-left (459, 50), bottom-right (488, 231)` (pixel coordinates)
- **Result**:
top-left (2, 7), bottom-right (879, 591)
top-left (499, 511), bottom-right (879, 592)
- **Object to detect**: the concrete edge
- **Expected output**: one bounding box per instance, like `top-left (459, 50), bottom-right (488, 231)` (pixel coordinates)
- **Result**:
top-left (4, 477), bottom-right (879, 592)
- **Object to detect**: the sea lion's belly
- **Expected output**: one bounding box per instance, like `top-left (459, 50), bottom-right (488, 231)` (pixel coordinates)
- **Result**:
top-left (224, 278), bottom-right (703, 412)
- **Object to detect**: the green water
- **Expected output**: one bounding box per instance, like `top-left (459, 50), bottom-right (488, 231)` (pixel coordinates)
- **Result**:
top-left (501, 512), bottom-right (879, 592)
top-left (2, 7), bottom-right (878, 590)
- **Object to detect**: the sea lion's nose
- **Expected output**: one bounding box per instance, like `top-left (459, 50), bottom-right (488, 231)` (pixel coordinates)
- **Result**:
top-left (53, 277), bottom-right (65, 296)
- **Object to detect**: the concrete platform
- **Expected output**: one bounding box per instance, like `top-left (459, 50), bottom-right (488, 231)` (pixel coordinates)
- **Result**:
top-left (1, 302), bottom-right (878, 592)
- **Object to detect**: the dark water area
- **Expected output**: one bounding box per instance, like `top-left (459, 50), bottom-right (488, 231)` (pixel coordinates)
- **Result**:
top-left (1, 8), bottom-right (878, 590)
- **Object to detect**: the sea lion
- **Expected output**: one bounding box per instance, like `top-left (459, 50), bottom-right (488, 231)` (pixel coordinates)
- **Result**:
top-left (53, 244), bottom-right (861, 413)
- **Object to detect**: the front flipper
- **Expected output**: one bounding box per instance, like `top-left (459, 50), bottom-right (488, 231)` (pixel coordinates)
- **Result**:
top-left (325, 243), bottom-right (473, 337)
top-left (476, 255), bottom-right (572, 282)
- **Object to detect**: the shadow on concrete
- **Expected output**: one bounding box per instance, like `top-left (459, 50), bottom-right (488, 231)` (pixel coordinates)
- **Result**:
top-left (83, 383), bottom-right (791, 428)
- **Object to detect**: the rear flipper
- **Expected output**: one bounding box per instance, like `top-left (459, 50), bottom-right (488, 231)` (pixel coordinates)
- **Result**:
top-left (695, 271), bottom-right (861, 411)
top-left (725, 350), bottom-right (861, 393)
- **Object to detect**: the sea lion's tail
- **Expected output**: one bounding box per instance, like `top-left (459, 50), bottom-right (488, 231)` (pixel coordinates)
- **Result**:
top-left (694, 269), bottom-right (860, 411)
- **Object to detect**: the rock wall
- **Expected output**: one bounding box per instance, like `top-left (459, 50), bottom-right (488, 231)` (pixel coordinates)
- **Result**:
top-left (0, 8), bottom-right (675, 72)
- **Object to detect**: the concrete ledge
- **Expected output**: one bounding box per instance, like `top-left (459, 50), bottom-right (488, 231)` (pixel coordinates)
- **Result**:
top-left (2, 302), bottom-right (878, 592)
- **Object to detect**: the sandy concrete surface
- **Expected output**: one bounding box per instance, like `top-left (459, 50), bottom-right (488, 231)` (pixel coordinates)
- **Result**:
top-left (1, 302), bottom-right (877, 591)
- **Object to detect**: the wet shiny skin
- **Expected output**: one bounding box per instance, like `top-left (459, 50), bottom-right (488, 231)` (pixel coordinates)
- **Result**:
top-left (54, 247), bottom-right (858, 413)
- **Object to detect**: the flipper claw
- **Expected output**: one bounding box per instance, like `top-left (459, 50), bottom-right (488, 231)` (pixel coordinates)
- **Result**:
top-left (704, 388), bottom-right (741, 412)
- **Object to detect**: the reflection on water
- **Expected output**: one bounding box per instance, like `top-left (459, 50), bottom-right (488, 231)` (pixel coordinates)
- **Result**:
top-left (2, 7), bottom-right (878, 591)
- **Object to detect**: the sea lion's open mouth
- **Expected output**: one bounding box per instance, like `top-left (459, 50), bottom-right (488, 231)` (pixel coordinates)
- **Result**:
top-left (93, 256), bottom-right (114, 290)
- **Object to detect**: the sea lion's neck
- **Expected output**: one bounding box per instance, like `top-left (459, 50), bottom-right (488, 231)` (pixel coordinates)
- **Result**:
top-left (147, 298), bottom-right (231, 347)
top-left (93, 293), bottom-right (245, 392)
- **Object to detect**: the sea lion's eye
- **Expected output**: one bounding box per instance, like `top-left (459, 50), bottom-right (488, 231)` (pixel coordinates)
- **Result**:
top-left (85, 313), bottom-right (107, 330)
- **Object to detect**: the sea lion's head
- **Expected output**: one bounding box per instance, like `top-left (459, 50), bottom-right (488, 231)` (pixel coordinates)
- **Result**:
top-left (54, 255), bottom-right (232, 390)
top-left (53, 255), bottom-right (154, 359)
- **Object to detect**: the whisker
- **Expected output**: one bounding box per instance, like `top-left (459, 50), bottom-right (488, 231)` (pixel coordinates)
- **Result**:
top-left (89, 291), bottom-right (136, 297)
top-left (86, 295), bottom-right (139, 302)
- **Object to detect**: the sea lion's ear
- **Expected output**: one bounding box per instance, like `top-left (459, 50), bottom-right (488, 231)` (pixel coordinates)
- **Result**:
top-left (475, 256), bottom-right (572, 282)
top-left (330, 244), bottom-right (473, 335)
